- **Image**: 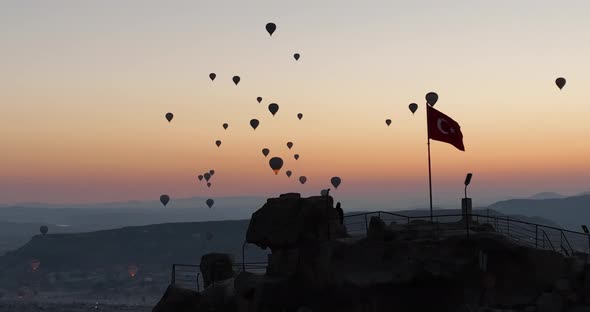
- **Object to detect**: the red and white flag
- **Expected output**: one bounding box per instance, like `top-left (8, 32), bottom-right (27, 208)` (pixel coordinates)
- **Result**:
top-left (427, 105), bottom-right (465, 151)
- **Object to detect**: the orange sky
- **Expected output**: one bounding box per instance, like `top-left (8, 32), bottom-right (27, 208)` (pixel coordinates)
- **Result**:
top-left (1, 1), bottom-right (589, 207)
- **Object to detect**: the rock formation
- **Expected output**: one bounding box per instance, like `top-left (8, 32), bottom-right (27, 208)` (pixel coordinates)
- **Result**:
top-left (154, 193), bottom-right (590, 312)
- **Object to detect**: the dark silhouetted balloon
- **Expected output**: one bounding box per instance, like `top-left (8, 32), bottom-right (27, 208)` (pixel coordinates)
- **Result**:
top-left (286, 170), bottom-right (292, 178)
top-left (425, 92), bottom-right (438, 106)
top-left (215, 140), bottom-right (222, 147)
top-left (160, 195), bottom-right (170, 207)
top-left (266, 23), bottom-right (276, 36)
top-left (294, 154), bottom-right (300, 160)
top-left (262, 148), bottom-right (270, 157)
top-left (555, 77), bottom-right (566, 90)
top-left (250, 119), bottom-right (260, 130)
top-left (204, 173), bottom-right (211, 182)
top-left (165, 113), bottom-right (174, 122)
top-left (269, 157), bottom-right (284, 175)
top-left (299, 176), bottom-right (307, 184)
top-left (206, 232), bottom-right (213, 241)
top-left (268, 103), bottom-right (279, 116)
top-left (294, 53), bottom-right (300, 61)
top-left (233, 76), bottom-right (240, 85)
top-left (206, 198), bottom-right (214, 208)
top-left (287, 142), bottom-right (293, 149)
top-left (409, 103), bottom-right (418, 115)
top-left (331, 176), bottom-right (342, 189)
top-left (40, 226), bottom-right (48, 235)
top-left (209, 170), bottom-right (215, 176)
top-left (198, 175), bottom-right (204, 181)
top-left (297, 113), bottom-right (303, 120)
top-left (207, 182), bottom-right (211, 188)
top-left (257, 97), bottom-right (262, 103)
top-left (209, 73), bottom-right (216, 81)
top-left (385, 119), bottom-right (391, 126)
top-left (223, 123), bottom-right (228, 130)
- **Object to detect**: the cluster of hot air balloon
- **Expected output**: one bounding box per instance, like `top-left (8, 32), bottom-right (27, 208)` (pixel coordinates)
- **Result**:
top-left (155, 21), bottom-right (334, 209)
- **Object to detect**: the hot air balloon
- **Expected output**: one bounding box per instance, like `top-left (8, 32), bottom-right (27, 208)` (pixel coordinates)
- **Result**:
top-left (207, 182), bottom-right (212, 188)
top-left (232, 76), bottom-right (240, 85)
top-left (165, 113), bottom-right (174, 122)
top-left (30, 259), bottom-right (40, 272)
top-left (209, 73), bottom-right (216, 81)
top-left (206, 199), bottom-right (214, 208)
top-left (287, 142), bottom-right (293, 149)
top-left (262, 148), bottom-right (270, 157)
top-left (299, 176), bottom-right (307, 184)
top-left (385, 119), bottom-right (392, 126)
top-left (426, 92), bottom-right (438, 106)
top-left (269, 157), bottom-right (284, 175)
top-left (555, 77), bottom-right (566, 90)
top-left (286, 170), bottom-right (292, 178)
top-left (268, 103), bottom-right (279, 116)
top-left (409, 103), bottom-right (418, 115)
top-left (215, 140), bottom-right (222, 147)
top-left (160, 195), bottom-right (170, 207)
top-left (294, 53), bottom-right (300, 61)
top-left (209, 170), bottom-right (215, 176)
top-left (257, 97), bottom-right (262, 103)
top-left (294, 154), bottom-right (300, 160)
top-left (198, 175), bottom-right (204, 181)
top-left (266, 23), bottom-right (276, 36)
top-left (297, 113), bottom-right (303, 120)
top-left (204, 173), bottom-right (211, 182)
top-left (223, 123), bottom-right (228, 130)
top-left (128, 265), bottom-right (138, 278)
top-left (206, 232), bottom-right (213, 241)
top-left (330, 177), bottom-right (342, 189)
top-left (40, 226), bottom-right (48, 236)
top-left (250, 119), bottom-right (260, 130)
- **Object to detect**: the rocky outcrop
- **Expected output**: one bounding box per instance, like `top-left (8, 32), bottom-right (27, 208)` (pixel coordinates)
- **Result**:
top-left (200, 253), bottom-right (235, 288)
top-left (246, 193), bottom-right (346, 251)
top-left (155, 193), bottom-right (590, 312)
top-left (152, 285), bottom-right (200, 312)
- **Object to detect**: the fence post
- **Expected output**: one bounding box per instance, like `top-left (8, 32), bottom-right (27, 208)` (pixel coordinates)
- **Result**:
top-left (242, 242), bottom-right (246, 272)
top-left (465, 213), bottom-right (470, 239)
top-left (535, 225), bottom-right (538, 249)
top-left (364, 214), bottom-right (369, 235)
top-left (436, 217), bottom-right (439, 239)
top-left (507, 217), bottom-right (510, 235)
top-left (197, 273), bottom-right (200, 292)
top-left (171, 265), bottom-right (176, 285)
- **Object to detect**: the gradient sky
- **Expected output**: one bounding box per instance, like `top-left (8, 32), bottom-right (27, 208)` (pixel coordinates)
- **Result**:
top-left (1, 0), bottom-right (589, 208)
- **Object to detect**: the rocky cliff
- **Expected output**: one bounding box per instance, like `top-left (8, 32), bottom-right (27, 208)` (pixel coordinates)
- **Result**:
top-left (154, 193), bottom-right (590, 312)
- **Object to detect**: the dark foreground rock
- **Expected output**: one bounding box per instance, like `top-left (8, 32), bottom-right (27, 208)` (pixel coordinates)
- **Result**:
top-left (154, 193), bottom-right (590, 312)
top-left (152, 285), bottom-right (200, 312)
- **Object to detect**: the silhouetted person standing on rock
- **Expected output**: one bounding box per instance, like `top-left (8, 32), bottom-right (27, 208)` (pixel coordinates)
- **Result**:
top-left (336, 202), bottom-right (343, 225)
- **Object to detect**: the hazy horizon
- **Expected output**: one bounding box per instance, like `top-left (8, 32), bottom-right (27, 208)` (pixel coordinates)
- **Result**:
top-left (2, 1), bottom-right (589, 207)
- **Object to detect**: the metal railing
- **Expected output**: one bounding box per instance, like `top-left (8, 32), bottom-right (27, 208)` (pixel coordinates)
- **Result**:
top-left (172, 211), bottom-right (589, 291)
top-left (341, 211), bottom-right (589, 255)
top-left (171, 262), bottom-right (267, 292)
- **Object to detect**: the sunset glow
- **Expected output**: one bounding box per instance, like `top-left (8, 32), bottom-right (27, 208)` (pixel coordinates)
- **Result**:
top-left (2, 1), bottom-right (589, 207)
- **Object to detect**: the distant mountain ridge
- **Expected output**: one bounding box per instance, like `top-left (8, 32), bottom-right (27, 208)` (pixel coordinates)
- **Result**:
top-left (528, 192), bottom-right (565, 200)
top-left (489, 194), bottom-right (590, 230)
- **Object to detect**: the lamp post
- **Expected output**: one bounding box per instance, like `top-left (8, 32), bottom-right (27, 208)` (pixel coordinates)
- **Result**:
top-left (464, 173), bottom-right (473, 199)
top-left (462, 173), bottom-right (473, 235)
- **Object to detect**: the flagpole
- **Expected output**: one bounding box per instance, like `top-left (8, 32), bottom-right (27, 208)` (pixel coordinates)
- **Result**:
top-left (427, 104), bottom-right (433, 222)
